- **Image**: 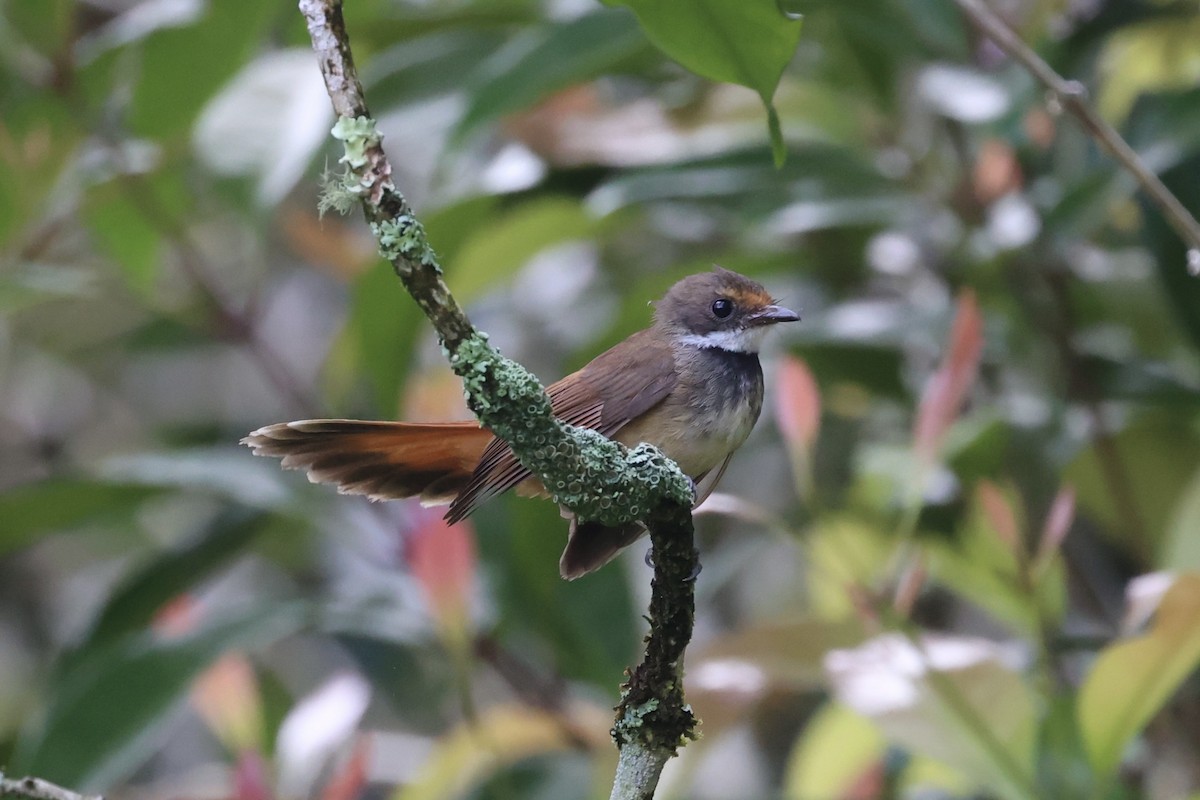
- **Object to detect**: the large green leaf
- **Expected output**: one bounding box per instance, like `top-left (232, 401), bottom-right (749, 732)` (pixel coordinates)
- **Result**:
top-left (1064, 416), bottom-right (1200, 560)
top-left (826, 634), bottom-right (1038, 799)
top-left (59, 510), bottom-right (272, 678)
top-left (448, 197), bottom-right (598, 303)
top-left (339, 195), bottom-right (499, 414)
top-left (0, 480), bottom-right (159, 557)
top-left (784, 703), bottom-right (885, 800)
top-left (455, 10), bottom-right (646, 140)
top-left (13, 603), bottom-right (309, 791)
top-left (127, 0), bottom-right (279, 139)
top-left (1078, 573), bottom-right (1200, 776)
top-left (603, 0), bottom-right (803, 162)
top-left (474, 496), bottom-right (636, 689)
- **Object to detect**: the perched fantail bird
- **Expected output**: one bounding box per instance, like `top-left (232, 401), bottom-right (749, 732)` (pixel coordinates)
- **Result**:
top-left (243, 267), bottom-right (798, 579)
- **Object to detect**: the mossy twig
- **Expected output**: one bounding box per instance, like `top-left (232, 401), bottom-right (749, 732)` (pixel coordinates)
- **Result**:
top-left (297, 2), bottom-right (701, 795)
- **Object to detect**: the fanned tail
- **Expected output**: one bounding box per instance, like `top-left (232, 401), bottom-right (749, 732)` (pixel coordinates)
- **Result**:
top-left (242, 419), bottom-right (491, 504)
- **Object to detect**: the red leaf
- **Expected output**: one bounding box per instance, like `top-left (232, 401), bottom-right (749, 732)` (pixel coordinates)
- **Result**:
top-left (192, 652), bottom-right (263, 752)
top-left (913, 290), bottom-right (984, 464)
top-left (405, 504), bottom-right (477, 631)
top-left (774, 355), bottom-right (821, 453)
top-left (151, 592), bottom-right (202, 638)
top-left (1036, 485), bottom-right (1075, 567)
top-left (977, 481), bottom-right (1023, 561)
top-left (320, 735), bottom-right (370, 800)
top-left (233, 750), bottom-right (274, 800)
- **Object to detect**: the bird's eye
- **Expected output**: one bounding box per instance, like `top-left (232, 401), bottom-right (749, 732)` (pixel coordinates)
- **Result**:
top-left (711, 298), bottom-right (734, 318)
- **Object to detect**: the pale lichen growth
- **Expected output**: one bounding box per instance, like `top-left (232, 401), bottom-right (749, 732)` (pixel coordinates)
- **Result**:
top-left (447, 333), bottom-right (693, 526)
top-left (612, 699), bottom-right (661, 746)
top-left (371, 215), bottom-right (439, 273)
top-left (331, 115), bottom-right (380, 168)
top-left (317, 161), bottom-right (359, 218)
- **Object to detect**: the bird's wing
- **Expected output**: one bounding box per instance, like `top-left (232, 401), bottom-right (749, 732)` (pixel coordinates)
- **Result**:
top-left (445, 330), bottom-right (678, 522)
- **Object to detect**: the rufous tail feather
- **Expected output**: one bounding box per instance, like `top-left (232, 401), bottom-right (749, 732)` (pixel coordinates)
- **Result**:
top-left (242, 420), bottom-right (491, 504)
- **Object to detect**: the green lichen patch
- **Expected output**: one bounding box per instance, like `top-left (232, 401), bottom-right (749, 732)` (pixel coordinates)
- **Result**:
top-left (446, 332), bottom-right (693, 527)
top-left (371, 215), bottom-right (439, 272)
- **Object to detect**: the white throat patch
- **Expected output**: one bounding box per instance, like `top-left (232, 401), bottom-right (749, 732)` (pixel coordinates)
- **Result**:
top-left (678, 327), bottom-right (769, 354)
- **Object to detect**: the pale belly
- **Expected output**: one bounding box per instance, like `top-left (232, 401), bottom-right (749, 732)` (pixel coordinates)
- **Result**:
top-left (614, 397), bottom-right (760, 478)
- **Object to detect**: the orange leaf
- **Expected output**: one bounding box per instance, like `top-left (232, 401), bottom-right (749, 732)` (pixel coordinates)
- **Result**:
top-left (320, 735), bottom-right (370, 800)
top-left (774, 355), bottom-right (822, 453)
top-left (1036, 485), bottom-right (1075, 568)
top-left (406, 505), bottom-right (477, 632)
top-left (151, 592), bottom-right (203, 638)
top-left (977, 481), bottom-right (1023, 562)
top-left (913, 290), bottom-right (984, 464)
top-left (233, 749), bottom-right (273, 800)
top-left (192, 652), bottom-right (263, 752)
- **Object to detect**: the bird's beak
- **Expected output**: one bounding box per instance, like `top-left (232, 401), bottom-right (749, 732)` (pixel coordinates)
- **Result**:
top-left (748, 304), bottom-right (801, 326)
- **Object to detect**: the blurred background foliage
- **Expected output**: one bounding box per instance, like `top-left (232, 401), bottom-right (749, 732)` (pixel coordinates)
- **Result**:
top-left (3, 0), bottom-right (1200, 798)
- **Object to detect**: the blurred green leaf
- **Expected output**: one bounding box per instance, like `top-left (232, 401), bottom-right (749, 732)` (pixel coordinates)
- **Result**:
top-left (1163, 466), bottom-right (1200, 571)
top-left (339, 195), bottom-right (499, 413)
top-left (82, 169), bottom-right (190, 298)
top-left (13, 602), bottom-right (309, 791)
top-left (397, 703), bottom-right (608, 800)
top-left (1098, 16), bottom-right (1200, 121)
top-left (83, 184), bottom-right (163, 296)
top-left (0, 263), bottom-right (96, 312)
top-left (455, 10), bottom-right (646, 140)
top-left (694, 618), bottom-right (861, 688)
top-left (603, 0), bottom-right (802, 158)
top-left (1077, 354), bottom-right (1200, 405)
top-left (5, 0), bottom-right (72, 54)
top-left (784, 703), bottom-right (884, 800)
top-left (365, 30), bottom-right (508, 110)
top-left (477, 496), bottom-right (636, 689)
top-left (345, 259), bottom-right (424, 415)
top-left (464, 753), bottom-right (594, 800)
top-left (61, 509), bottom-right (272, 678)
top-left (0, 480), bottom-right (159, 557)
top-left (826, 634), bottom-right (1038, 799)
top-left (927, 484), bottom-right (1066, 636)
top-left (794, 342), bottom-right (906, 398)
top-left (335, 634), bottom-right (452, 732)
top-left (98, 448), bottom-right (294, 509)
top-left (1078, 573), bottom-right (1200, 777)
top-left (0, 94), bottom-right (79, 247)
top-left (448, 197), bottom-right (597, 303)
top-left (1064, 416), bottom-right (1200, 560)
top-left (1145, 154), bottom-right (1200, 353)
top-left (128, 0), bottom-right (279, 139)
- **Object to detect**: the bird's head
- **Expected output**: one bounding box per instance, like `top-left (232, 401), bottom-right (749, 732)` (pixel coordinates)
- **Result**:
top-left (654, 267), bottom-right (799, 353)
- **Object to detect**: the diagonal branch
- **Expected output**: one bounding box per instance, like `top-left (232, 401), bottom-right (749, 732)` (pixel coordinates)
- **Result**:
top-left (0, 775), bottom-right (103, 800)
top-left (953, 0), bottom-right (1200, 271)
top-left (297, 1), bottom-right (701, 795)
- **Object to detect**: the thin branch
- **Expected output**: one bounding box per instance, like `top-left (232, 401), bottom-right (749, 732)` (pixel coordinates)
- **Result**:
top-left (953, 0), bottom-right (1200, 268)
top-left (0, 775), bottom-right (103, 800)
top-left (297, 2), bottom-right (700, 796)
top-left (108, 166), bottom-right (317, 417)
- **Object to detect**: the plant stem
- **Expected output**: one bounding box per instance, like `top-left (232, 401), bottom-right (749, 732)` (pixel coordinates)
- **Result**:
top-left (952, 0), bottom-right (1200, 267)
top-left (297, 3), bottom-right (700, 796)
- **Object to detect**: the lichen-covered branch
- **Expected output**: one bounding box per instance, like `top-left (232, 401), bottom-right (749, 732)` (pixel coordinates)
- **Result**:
top-left (298, 1), bottom-right (700, 795)
top-left (0, 775), bottom-right (103, 800)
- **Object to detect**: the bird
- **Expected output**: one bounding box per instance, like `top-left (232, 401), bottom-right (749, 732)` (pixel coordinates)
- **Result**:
top-left (243, 267), bottom-right (799, 579)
